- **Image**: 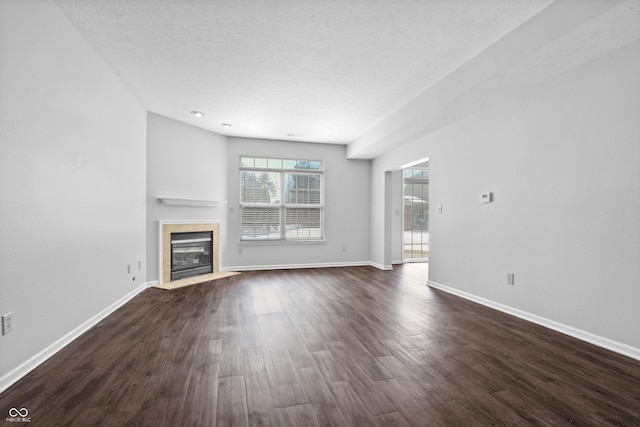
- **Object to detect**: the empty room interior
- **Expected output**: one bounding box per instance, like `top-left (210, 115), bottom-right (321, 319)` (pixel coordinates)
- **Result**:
top-left (1, 0), bottom-right (639, 425)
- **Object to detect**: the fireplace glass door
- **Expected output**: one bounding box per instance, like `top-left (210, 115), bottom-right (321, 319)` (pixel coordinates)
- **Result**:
top-left (170, 231), bottom-right (213, 281)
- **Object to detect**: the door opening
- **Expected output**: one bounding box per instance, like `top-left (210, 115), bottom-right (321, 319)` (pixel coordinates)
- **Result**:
top-left (403, 163), bottom-right (429, 262)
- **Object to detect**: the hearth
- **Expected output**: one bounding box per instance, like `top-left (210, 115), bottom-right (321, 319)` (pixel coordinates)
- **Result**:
top-left (170, 231), bottom-right (213, 281)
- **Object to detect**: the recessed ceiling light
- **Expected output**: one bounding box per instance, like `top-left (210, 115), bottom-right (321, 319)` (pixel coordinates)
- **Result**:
top-left (221, 123), bottom-right (232, 128)
top-left (191, 111), bottom-right (204, 118)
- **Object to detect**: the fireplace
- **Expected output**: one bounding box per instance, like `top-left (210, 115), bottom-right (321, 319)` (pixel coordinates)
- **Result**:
top-left (159, 220), bottom-right (220, 285)
top-left (170, 231), bottom-right (213, 281)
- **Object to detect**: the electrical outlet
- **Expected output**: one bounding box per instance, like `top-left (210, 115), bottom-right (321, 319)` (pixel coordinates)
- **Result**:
top-left (507, 273), bottom-right (515, 285)
top-left (138, 260), bottom-right (142, 270)
top-left (127, 264), bottom-right (131, 274)
top-left (2, 312), bottom-right (14, 335)
top-left (342, 246), bottom-right (347, 252)
top-left (238, 247), bottom-right (243, 255)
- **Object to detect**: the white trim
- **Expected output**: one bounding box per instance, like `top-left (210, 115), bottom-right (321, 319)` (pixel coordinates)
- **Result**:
top-left (224, 261), bottom-right (372, 272)
top-left (158, 198), bottom-right (227, 207)
top-left (0, 281), bottom-right (150, 394)
top-left (427, 280), bottom-right (640, 361)
top-left (370, 262), bottom-right (393, 271)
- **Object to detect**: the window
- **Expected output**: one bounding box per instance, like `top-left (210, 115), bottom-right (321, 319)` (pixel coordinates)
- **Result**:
top-left (240, 156), bottom-right (323, 241)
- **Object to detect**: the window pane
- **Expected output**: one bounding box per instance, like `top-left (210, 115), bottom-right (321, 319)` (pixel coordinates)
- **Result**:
top-left (285, 208), bottom-right (322, 239)
top-left (255, 158), bottom-right (268, 168)
top-left (242, 207), bottom-right (281, 239)
top-left (267, 158), bottom-right (282, 169)
top-left (283, 159), bottom-right (297, 169)
top-left (241, 171), bottom-right (281, 204)
top-left (240, 157), bottom-right (254, 167)
top-left (309, 161), bottom-right (321, 170)
top-left (284, 173), bottom-right (321, 205)
top-left (308, 190), bottom-right (321, 204)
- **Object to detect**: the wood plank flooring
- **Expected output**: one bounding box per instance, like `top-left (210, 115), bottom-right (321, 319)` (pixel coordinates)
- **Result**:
top-left (1, 264), bottom-right (639, 426)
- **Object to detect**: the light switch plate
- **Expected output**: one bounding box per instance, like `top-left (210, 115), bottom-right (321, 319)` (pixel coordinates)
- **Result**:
top-left (480, 192), bottom-right (493, 203)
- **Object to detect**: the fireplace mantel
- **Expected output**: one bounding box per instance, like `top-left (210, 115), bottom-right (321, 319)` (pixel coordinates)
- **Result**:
top-left (158, 198), bottom-right (227, 207)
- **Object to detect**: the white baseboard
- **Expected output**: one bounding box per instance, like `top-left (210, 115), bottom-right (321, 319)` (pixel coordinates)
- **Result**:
top-left (224, 261), bottom-right (372, 272)
top-left (427, 280), bottom-right (640, 361)
top-left (0, 282), bottom-right (150, 394)
top-left (369, 262), bottom-right (393, 271)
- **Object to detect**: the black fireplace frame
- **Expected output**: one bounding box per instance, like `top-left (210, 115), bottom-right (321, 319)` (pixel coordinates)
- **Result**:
top-left (170, 231), bottom-right (214, 281)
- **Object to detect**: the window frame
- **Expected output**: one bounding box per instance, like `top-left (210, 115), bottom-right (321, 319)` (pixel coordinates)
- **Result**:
top-left (239, 156), bottom-right (324, 243)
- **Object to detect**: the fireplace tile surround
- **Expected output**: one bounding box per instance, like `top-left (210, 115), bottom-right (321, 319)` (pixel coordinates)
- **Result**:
top-left (158, 220), bottom-right (220, 286)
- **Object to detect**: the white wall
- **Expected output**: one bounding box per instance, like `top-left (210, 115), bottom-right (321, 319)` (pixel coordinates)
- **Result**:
top-left (369, 42), bottom-right (640, 353)
top-left (226, 138), bottom-right (371, 269)
top-left (146, 113), bottom-right (228, 281)
top-left (391, 170), bottom-right (403, 264)
top-left (0, 0), bottom-right (147, 383)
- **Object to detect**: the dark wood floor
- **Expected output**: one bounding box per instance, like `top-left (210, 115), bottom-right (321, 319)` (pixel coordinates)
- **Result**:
top-left (1, 265), bottom-right (639, 426)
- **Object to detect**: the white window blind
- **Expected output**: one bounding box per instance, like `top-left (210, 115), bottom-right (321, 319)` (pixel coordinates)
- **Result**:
top-left (240, 157), bottom-right (323, 241)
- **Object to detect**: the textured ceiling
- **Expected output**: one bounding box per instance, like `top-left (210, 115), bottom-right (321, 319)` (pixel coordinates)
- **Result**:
top-left (53, 0), bottom-right (639, 157)
top-left (53, 0), bottom-right (552, 143)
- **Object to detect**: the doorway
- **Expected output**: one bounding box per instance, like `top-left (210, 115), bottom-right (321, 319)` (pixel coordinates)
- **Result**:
top-left (403, 163), bottom-right (429, 262)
